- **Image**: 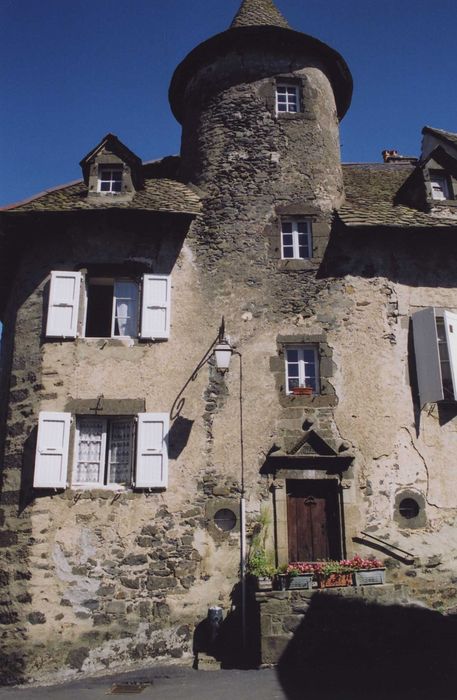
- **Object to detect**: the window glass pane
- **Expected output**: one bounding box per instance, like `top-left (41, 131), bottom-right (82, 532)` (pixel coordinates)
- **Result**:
top-left (299, 244), bottom-right (310, 258)
top-left (114, 281), bottom-right (138, 337)
top-left (100, 181), bottom-right (110, 191)
top-left (283, 247), bottom-right (294, 259)
top-left (288, 377), bottom-right (299, 391)
top-left (108, 420), bottom-right (133, 484)
top-left (287, 349), bottom-right (299, 362)
top-left (76, 420), bottom-right (104, 483)
top-left (297, 221), bottom-right (308, 233)
top-left (277, 104), bottom-right (287, 112)
top-left (282, 233), bottom-right (293, 245)
top-left (85, 283), bottom-right (114, 338)
top-left (282, 221), bottom-right (292, 233)
top-left (112, 181), bottom-right (122, 192)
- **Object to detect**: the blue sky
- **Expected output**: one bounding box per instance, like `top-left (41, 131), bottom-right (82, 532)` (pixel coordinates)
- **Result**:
top-left (1, 0), bottom-right (456, 207)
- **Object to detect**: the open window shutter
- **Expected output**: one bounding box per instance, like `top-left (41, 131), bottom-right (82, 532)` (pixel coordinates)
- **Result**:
top-left (444, 310), bottom-right (457, 400)
top-left (34, 412), bottom-right (71, 488)
top-left (412, 308), bottom-right (443, 406)
top-left (135, 413), bottom-right (169, 488)
top-left (140, 274), bottom-right (171, 339)
top-left (46, 271), bottom-right (81, 338)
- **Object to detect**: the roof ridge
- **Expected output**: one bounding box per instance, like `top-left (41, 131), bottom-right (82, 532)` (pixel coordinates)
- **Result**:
top-left (230, 0), bottom-right (290, 29)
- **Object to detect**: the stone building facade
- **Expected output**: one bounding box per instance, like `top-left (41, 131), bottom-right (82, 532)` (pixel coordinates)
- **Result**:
top-left (1, 0), bottom-right (457, 684)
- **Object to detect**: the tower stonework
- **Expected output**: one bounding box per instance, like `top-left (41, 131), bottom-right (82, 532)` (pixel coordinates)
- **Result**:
top-left (170, 6), bottom-right (352, 268)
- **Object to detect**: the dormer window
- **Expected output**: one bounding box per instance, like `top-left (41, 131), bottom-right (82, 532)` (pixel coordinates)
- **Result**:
top-left (98, 166), bottom-right (123, 193)
top-left (430, 171), bottom-right (452, 201)
top-left (276, 84), bottom-right (299, 114)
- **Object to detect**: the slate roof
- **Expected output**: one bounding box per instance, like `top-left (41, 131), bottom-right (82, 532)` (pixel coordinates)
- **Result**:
top-left (422, 126), bottom-right (457, 151)
top-left (1, 177), bottom-right (201, 216)
top-left (340, 163), bottom-right (457, 229)
top-left (230, 0), bottom-right (290, 28)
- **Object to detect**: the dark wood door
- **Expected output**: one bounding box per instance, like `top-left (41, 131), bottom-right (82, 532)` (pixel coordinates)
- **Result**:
top-left (287, 480), bottom-right (341, 561)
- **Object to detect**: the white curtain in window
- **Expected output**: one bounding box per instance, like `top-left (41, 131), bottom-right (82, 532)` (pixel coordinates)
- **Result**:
top-left (114, 282), bottom-right (138, 336)
top-left (108, 420), bottom-right (133, 483)
top-left (76, 420), bottom-right (104, 483)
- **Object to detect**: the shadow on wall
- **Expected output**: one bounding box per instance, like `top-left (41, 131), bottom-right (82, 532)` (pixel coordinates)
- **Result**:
top-left (193, 581), bottom-right (261, 670)
top-left (277, 594), bottom-right (457, 700)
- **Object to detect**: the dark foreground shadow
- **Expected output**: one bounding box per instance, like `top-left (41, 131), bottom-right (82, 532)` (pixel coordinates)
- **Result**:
top-left (277, 594), bottom-right (457, 700)
top-left (193, 582), bottom-right (260, 669)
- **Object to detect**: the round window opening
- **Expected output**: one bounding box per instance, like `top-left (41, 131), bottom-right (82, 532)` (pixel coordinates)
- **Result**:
top-left (214, 508), bottom-right (237, 532)
top-left (399, 498), bottom-right (420, 519)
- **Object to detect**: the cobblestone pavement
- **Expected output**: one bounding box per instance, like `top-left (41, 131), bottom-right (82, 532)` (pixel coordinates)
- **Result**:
top-left (0, 667), bottom-right (287, 700)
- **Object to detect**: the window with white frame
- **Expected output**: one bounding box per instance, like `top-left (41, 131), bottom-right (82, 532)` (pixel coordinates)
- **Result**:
top-left (33, 411), bottom-right (169, 489)
top-left (430, 172), bottom-right (451, 201)
top-left (276, 84), bottom-right (299, 114)
top-left (285, 346), bottom-right (319, 394)
top-left (281, 218), bottom-right (312, 259)
top-left (85, 278), bottom-right (139, 338)
top-left (74, 417), bottom-right (134, 486)
top-left (98, 166), bottom-right (123, 193)
top-left (46, 271), bottom-right (171, 340)
top-left (412, 307), bottom-right (457, 405)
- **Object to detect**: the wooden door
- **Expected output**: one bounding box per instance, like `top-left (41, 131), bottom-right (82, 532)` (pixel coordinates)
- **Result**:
top-left (287, 480), bottom-right (341, 561)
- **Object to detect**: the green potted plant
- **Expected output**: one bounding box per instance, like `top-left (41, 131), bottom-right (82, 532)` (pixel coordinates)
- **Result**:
top-left (247, 548), bottom-right (275, 590)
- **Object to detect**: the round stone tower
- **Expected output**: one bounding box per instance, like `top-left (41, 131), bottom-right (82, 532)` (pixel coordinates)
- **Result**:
top-left (169, 0), bottom-right (352, 215)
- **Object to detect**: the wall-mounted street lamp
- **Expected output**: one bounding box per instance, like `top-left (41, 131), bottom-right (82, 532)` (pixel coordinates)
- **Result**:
top-left (213, 339), bottom-right (233, 372)
top-left (170, 318), bottom-right (247, 654)
top-left (212, 332), bottom-right (247, 654)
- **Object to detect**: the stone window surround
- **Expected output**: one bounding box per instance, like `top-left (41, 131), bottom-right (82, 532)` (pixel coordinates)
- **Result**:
top-left (394, 489), bottom-right (427, 529)
top-left (270, 333), bottom-right (337, 407)
top-left (205, 498), bottom-right (240, 541)
top-left (265, 205), bottom-right (331, 269)
top-left (87, 153), bottom-right (136, 200)
top-left (264, 74), bottom-right (303, 119)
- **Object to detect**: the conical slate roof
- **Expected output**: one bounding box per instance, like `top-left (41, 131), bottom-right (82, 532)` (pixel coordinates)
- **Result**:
top-left (230, 0), bottom-right (290, 29)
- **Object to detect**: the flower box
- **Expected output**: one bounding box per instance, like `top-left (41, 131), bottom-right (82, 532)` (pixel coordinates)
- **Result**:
top-left (317, 573), bottom-right (353, 588)
top-left (292, 387), bottom-right (313, 396)
top-left (354, 568), bottom-right (386, 586)
top-left (256, 576), bottom-right (273, 591)
top-left (287, 574), bottom-right (313, 590)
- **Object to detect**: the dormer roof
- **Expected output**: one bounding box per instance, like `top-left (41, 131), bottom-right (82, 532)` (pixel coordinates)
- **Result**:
top-left (230, 0), bottom-right (290, 28)
top-left (422, 126), bottom-right (457, 152)
top-left (79, 133), bottom-right (143, 188)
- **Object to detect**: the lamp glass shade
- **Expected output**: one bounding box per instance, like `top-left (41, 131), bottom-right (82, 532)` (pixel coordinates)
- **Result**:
top-left (214, 341), bottom-right (233, 371)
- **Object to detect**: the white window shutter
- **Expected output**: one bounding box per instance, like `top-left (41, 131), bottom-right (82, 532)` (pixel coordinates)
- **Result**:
top-left (46, 271), bottom-right (81, 338)
top-left (444, 310), bottom-right (457, 400)
top-left (412, 308), bottom-right (443, 406)
top-left (34, 412), bottom-right (71, 488)
top-left (140, 274), bottom-right (171, 339)
top-left (135, 413), bottom-right (169, 488)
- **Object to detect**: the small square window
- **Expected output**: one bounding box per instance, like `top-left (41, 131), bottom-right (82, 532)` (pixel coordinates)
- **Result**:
top-left (276, 84), bottom-right (299, 114)
top-left (285, 345), bottom-right (319, 395)
top-left (98, 167), bottom-right (123, 193)
top-left (430, 172), bottom-right (451, 201)
top-left (281, 218), bottom-right (312, 259)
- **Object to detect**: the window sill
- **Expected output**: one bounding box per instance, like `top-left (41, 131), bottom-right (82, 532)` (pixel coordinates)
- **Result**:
top-left (279, 393), bottom-right (338, 408)
top-left (278, 259), bottom-right (320, 271)
top-left (78, 337), bottom-right (136, 348)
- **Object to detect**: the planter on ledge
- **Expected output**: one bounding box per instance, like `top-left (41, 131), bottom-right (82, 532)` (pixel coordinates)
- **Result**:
top-left (354, 568), bottom-right (386, 586)
top-left (317, 573), bottom-right (354, 589)
top-left (292, 387), bottom-right (313, 396)
top-left (287, 574), bottom-right (314, 590)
